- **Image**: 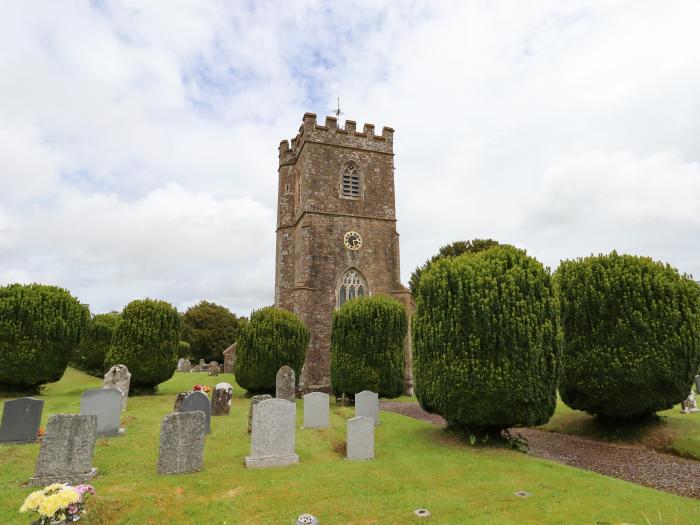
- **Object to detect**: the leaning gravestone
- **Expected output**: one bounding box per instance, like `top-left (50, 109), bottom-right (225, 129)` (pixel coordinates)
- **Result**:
top-left (157, 411), bottom-right (206, 475)
top-left (303, 392), bottom-right (329, 429)
top-left (355, 390), bottom-right (380, 425)
top-left (0, 397), bottom-right (44, 444)
top-left (103, 364), bottom-right (131, 411)
top-left (29, 414), bottom-right (98, 486)
top-left (248, 395), bottom-right (272, 433)
top-left (181, 360), bottom-right (192, 373)
top-left (180, 391), bottom-right (211, 434)
top-left (347, 416), bottom-right (374, 460)
top-left (80, 388), bottom-right (125, 437)
top-left (211, 382), bottom-right (233, 416)
top-left (245, 398), bottom-right (299, 469)
top-left (209, 361), bottom-right (219, 377)
top-left (276, 365), bottom-right (296, 402)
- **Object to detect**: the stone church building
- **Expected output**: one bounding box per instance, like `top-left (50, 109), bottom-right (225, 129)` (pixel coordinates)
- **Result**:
top-left (275, 112), bottom-right (413, 394)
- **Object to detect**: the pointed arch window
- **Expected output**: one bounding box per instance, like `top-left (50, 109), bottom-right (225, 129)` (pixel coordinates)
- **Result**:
top-left (341, 162), bottom-right (361, 198)
top-left (338, 269), bottom-right (367, 307)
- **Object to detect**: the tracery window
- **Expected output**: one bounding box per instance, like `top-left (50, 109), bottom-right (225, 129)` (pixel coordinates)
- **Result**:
top-left (338, 269), bottom-right (367, 307)
top-left (341, 162), bottom-right (361, 198)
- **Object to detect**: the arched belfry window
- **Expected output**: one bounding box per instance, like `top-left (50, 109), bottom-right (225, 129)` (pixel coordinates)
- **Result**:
top-left (341, 162), bottom-right (361, 198)
top-left (338, 269), bottom-right (367, 307)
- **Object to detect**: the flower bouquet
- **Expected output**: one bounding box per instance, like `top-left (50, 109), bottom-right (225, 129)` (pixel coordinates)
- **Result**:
top-left (20, 483), bottom-right (95, 524)
top-left (192, 384), bottom-right (211, 394)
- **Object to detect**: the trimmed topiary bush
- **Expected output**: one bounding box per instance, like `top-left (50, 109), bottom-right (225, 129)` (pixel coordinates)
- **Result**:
top-left (331, 295), bottom-right (407, 398)
top-left (181, 301), bottom-right (242, 363)
top-left (71, 312), bottom-right (121, 377)
top-left (413, 245), bottom-right (561, 431)
top-left (178, 340), bottom-right (191, 358)
top-left (105, 299), bottom-right (181, 392)
top-left (234, 306), bottom-right (308, 394)
top-left (557, 252), bottom-right (700, 419)
top-left (0, 283), bottom-right (90, 392)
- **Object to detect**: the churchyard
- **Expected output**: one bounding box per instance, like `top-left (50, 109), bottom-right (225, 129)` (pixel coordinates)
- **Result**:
top-left (1, 367), bottom-right (699, 525)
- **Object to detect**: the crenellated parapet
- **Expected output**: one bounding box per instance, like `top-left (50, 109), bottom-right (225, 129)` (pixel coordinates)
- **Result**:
top-left (279, 112), bottom-right (394, 166)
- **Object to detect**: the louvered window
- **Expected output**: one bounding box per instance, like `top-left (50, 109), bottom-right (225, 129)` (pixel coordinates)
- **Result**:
top-left (341, 163), bottom-right (361, 198)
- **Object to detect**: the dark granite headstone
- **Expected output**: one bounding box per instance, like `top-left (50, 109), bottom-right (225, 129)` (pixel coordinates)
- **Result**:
top-left (180, 391), bottom-right (211, 434)
top-left (0, 397), bottom-right (44, 444)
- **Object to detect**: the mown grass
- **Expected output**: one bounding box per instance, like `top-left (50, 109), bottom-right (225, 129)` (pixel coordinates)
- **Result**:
top-left (1, 368), bottom-right (699, 524)
top-left (538, 398), bottom-right (700, 461)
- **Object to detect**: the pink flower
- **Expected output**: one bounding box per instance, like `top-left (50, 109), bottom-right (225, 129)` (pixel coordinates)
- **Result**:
top-left (74, 484), bottom-right (95, 496)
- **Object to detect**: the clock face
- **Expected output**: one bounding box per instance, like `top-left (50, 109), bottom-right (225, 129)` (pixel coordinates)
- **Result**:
top-left (344, 231), bottom-right (362, 251)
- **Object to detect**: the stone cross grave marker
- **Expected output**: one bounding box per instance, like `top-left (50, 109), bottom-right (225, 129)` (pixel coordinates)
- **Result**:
top-left (29, 414), bottom-right (98, 486)
top-left (347, 416), bottom-right (374, 460)
top-left (209, 361), bottom-right (219, 377)
top-left (303, 392), bottom-right (329, 429)
top-left (180, 391), bottom-right (211, 434)
top-left (355, 390), bottom-right (379, 425)
top-left (0, 397), bottom-right (44, 444)
top-left (211, 382), bottom-right (233, 416)
top-left (248, 395), bottom-right (272, 433)
top-left (276, 365), bottom-right (296, 402)
top-left (103, 364), bottom-right (131, 411)
top-left (157, 411), bottom-right (206, 475)
top-left (245, 398), bottom-right (299, 469)
top-left (80, 388), bottom-right (125, 437)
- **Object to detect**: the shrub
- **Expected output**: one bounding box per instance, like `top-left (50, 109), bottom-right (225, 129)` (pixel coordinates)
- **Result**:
top-left (413, 245), bottom-right (561, 431)
top-left (0, 283), bottom-right (90, 391)
top-left (178, 340), bottom-right (191, 358)
top-left (331, 295), bottom-right (407, 398)
top-left (181, 301), bottom-right (242, 363)
top-left (234, 307), bottom-right (309, 394)
top-left (557, 252), bottom-right (700, 419)
top-left (105, 299), bottom-right (181, 392)
top-left (71, 312), bottom-right (121, 377)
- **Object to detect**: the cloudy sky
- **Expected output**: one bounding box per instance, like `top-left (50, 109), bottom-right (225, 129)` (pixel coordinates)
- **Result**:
top-left (1, 1), bottom-right (699, 316)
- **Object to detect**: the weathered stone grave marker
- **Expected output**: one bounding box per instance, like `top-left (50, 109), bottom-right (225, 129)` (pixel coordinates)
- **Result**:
top-left (157, 411), bottom-right (206, 475)
top-left (103, 364), bottom-right (131, 411)
top-left (245, 398), bottom-right (299, 469)
top-left (355, 390), bottom-right (379, 425)
top-left (347, 416), bottom-right (374, 460)
top-left (180, 391), bottom-right (211, 434)
top-left (223, 343), bottom-right (236, 373)
top-left (181, 360), bottom-right (192, 373)
top-left (276, 365), bottom-right (296, 402)
top-left (211, 382), bottom-right (233, 416)
top-left (303, 392), bottom-right (329, 429)
top-left (0, 397), bottom-right (44, 444)
top-left (80, 388), bottom-right (125, 437)
top-left (248, 395), bottom-right (272, 433)
top-left (209, 361), bottom-right (219, 377)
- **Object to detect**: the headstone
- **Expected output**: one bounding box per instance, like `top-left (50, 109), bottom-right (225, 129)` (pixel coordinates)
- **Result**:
top-left (276, 365), bottom-right (296, 402)
top-left (245, 398), bottom-right (299, 469)
top-left (177, 358), bottom-right (186, 371)
top-left (173, 392), bottom-right (189, 413)
top-left (695, 375), bottom-right (700, 393)
top-left (681, 391), bottom-right (699, 414)
top-left (103, 364), bottom-right (131, 411)
top-left (211, 382), bottom-right (233, 416)
top-left (199, 359), bottom-right (206, 367)
top-left (346, 416), bottom-right (374, 460)
top-left (80, 388), bottom-right (125, 436)
top-left (303, 392), bottom-right (329, 429)
top-left (157, 411), bottom-right (205, 475)
top-left (208, 361), bottom-right (219, 377)
top-left (0, 397), bottom-right (44, 444)
top-left (248, 395), bottom-right (272, 433)
top-left (180, 391), bottom-right (211, 434)
top-left (223, 343), bottom-right (236, 374)
top-left (181, 360), bottom-right (192, 373)
top-left (355, 390), bottom-right (379, 425)
top-left (29, 414), bottom-right (97, 486)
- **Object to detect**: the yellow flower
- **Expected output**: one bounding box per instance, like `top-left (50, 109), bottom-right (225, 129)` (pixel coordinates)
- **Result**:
top-left (19, 490), bottom-right (44, 513)
top-left (43, 482), bottom-right (67, 494)
top-left (38, 495), bottom-right (61, 517)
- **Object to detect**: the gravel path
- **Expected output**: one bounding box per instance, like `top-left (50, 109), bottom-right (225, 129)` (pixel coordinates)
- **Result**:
top-left (380, 401), bottom-right (700, 499)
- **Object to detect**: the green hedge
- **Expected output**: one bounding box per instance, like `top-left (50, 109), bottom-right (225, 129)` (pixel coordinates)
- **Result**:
top-left (557, 252), bottom-right (700, 418)
top-left (234, 307), bottom-right (308, 394)
top-left (413, 245), bottom-right (561, 431)
top-left (0, 283), bottom-right (90, 391)
top-left (105, 299), bottom-right (181, 392)
top-left (331, 295), bottom-right (407, 398)
top-left (71, 312), bottom-right (121, 377)
top-left (181, 301), bottom-right (242, 363)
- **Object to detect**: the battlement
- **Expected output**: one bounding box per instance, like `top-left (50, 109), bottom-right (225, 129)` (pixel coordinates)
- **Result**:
top-left (279, 112), bottom-right (394, 165)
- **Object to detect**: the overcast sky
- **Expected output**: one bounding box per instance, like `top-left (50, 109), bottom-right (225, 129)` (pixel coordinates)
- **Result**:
top-left (1, 1), bottom-right (699, 316)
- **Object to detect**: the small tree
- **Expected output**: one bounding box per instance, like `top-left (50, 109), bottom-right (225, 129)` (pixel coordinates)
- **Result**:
top-left (0, 283), bottom-right (90, 392)
top-left (105, 299), bottom-right (181, 392)
top-left (557, 252), bottom-right (700, 419)
top-left (71, 312), bottom-right (121, 377)
top-left (234, 307), bottom-right (308, 394)
top-left (331, 295), bottom-right (407, 398)
top-left (181, 301), bottom-right (242, 363)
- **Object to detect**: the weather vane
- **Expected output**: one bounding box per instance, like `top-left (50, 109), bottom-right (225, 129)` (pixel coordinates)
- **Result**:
top-left (332, 97), bottom-right (344, 120)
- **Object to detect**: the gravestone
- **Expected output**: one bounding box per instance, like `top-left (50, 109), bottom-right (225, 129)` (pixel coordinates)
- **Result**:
top-left (209, 361), bottom-right (219, 377)
top-left (180, 391), bottom-right (211, 434)
top-left (346, 416), bottom-right (374, 460)
top-left (0, 397), bottom-right (44, 444)
top-left (211, 382), bottom-right (233, 416)
top-left (173, 392), bottom-right (189, 413)
top-left (355, 390), bottom-right (379, 425)
top-left (157, 411), bottom-right (206, 475)
top-left (80, 388), bottom-right (125, 437)
top-left (248, 395), bottom-right (272, 433)
top-left (276, 365), bottom-right (296, 402)
top-left (199, 359), bottom-right (206, 367)
top-left (103, 364), bottom-right (131, 411)
top-left (223, 343), bottom-right (236, 373)
top-left (681, 391), bottom-right (699, 414)
top-left (29, 414), bottom-right (97, 486)
top-left (695, 375), bottom-right (700, 393)
top-left (245, 398), bottom-right (299, 469)
top-left (303, 392), bottom-right (329, 429)
top-left (177, 358), bottom-right (186, 371)
top-left (181, 360), bottom-right (192, 373)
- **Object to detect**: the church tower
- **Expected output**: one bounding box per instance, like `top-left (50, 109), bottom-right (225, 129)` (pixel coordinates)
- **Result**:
top-left (275, 112), bottom-right (413, 393)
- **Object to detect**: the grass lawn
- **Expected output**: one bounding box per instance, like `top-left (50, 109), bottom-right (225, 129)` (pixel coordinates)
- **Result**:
top-left (538, 398), bottom-right (700, 461)
top-left (1, 369), bottom-right (699, 525)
